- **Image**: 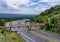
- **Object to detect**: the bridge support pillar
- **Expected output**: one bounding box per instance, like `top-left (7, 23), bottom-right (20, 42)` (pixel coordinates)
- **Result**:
top-left (9, 27), bottom-right (11, 30)
top-left (28, 26), bottom-right (31, 31)
top-left (8, 27), bottom-right (12, 32)
top-left (18, 26), bottom-right (20, 28)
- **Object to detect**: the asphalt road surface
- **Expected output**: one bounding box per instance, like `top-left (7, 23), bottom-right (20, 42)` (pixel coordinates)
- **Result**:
top-left (5, 20), bottom-right (60, 42)
top-left (31, 27), bottom-right (60, 40)
top-left (15, 27), bottom-right (49, 42)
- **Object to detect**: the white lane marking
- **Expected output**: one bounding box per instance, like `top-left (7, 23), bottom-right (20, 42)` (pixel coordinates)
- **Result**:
top-left (19, 32), bottom-right (30, 42)
top-left (20, 32), bottom-right (36, 42)
top-left (17, 32), bottom-right (30, 42)
top-left (22, 36), bottom-right (30, 42)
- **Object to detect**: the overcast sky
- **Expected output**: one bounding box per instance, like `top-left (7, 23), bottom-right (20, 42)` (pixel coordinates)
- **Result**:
top-left (0, 0), bottom-right (60, 14)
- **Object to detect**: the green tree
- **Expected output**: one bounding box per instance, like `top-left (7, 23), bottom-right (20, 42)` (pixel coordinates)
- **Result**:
top-left (0, 19), bottom-right (5, 26)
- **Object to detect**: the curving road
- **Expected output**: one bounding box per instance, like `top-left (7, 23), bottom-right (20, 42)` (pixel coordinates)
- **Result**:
top-left (15, 27), bottom-right (49, 42)
top-left (5, 20), bottom-right (60, 42)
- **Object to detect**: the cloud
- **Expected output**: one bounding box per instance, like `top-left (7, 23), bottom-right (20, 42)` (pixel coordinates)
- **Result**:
top-left (0, 0), bottom-right (60, 14)
top-left (40, 0), bottom-right (58, 2)
top-left (5, 0), bottom-right (30, 10)
top-left (40, 0), bottom-right (60, 6)
top-left (7, 4), bottom-right (20, 10)
top-left (6, 0), bottom-right (30, 5)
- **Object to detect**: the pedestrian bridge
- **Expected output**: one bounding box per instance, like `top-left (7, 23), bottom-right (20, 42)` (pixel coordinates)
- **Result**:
top-left (0, 23), bottom-right (45, 31)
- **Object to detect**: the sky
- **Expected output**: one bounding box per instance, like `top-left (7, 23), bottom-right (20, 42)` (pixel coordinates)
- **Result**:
top-left (0, 0), bottom-right (60, 14)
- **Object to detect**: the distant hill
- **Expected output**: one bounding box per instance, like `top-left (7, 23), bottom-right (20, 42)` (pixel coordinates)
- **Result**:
top-left (0, 13), bottom-right (37, 18)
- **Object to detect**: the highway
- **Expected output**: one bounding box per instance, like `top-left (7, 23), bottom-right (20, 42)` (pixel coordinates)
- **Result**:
top-left (5, 20), bottom-right (60, 42)
top-left (14, 27), bottom-right (49, 42)
top-left (31, 27), bottom-right (60, 40)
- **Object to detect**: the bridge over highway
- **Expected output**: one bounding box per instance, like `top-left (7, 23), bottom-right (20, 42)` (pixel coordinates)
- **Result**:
top-left (0, 23), bottom-right (45, 31)
top-left (0, 23), bottom-right (60, 42)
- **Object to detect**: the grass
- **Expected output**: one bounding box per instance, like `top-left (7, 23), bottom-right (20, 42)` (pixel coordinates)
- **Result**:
top-left (24, 27), bottom-right (28, 30)
top-left (0, 28), bottom-right (24, 42)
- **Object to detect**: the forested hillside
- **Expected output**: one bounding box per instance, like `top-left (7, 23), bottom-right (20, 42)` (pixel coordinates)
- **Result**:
top-left (30, 5), bottom-right (60, 34)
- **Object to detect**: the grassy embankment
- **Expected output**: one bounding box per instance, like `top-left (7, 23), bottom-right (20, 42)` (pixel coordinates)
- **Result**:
top-left (0, 28), bottom-right (24, 42)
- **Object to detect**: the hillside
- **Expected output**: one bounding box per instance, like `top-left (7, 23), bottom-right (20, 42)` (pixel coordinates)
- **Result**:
top-left (30, 5), bottom-right (60, 34)
top-left (40, 5), bottom-right (60, 16)
top-left (0, 28), bottom-right (24, 42)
